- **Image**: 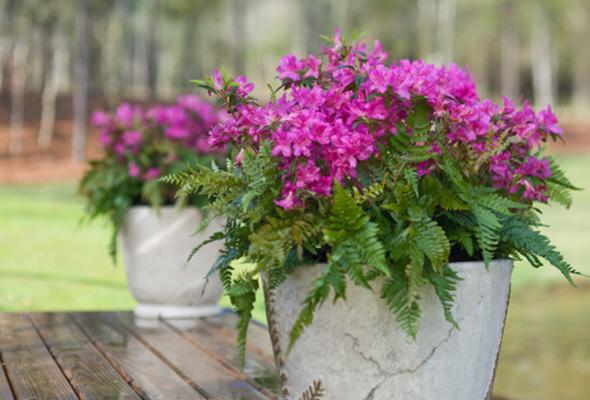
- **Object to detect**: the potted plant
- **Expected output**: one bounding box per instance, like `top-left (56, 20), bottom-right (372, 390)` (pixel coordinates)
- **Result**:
top-left (165, 32), bottom-right (579, 399)
top-left (80, 95), bottom-right (225, 319)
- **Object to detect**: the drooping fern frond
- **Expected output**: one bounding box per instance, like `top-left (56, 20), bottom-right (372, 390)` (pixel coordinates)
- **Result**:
top-left (545, 156), bottom-right (579, 209)
top-left (288, 265), bottom-right (334, 352)
top-left (424, 263), bottom-right (462, 328)
top-left (228, 273), bottom-right (259, 367)
top-left (500, 216), bottom-right (582, 286)
top-left (297, 380), bottom-right (325, 400)
top-left (187, 230), bottom-right (224, 263)
top-left (381, 269), bottom-right (421, 338)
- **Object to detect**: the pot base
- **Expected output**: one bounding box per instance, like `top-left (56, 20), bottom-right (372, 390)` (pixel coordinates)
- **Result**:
top-left (133, 303), bottom-right (222, 319)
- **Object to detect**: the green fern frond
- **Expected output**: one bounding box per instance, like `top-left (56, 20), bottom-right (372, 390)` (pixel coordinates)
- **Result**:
top-left (288, 266), bottom-right (332, 352)
top-left (228, 273), bottom-right (259, 366)
top-left (381, 272), bottom-right (421, 338)
top-left (447, 228), bottom-right (475, 257)
top-left (476, 191), bottom-right (526, 215)
top-left (412, 218), bottom-right (451, 272)
top-left (473, 205), bottom-right (501, 266)
top-left (424, 264), bottom-right (462, 328)
top-left (324, 184), bottom-right (389, 277)
top-left (352, 180), bottom-right (385, 204)
top-left (187, 230), bottom-right (224, 263)
top-left (545, 156), bottom-right (578, 209)
top-left (404, 168), bottom-right (420, 197)
top-left (500, 216), bottom-right (581, 286)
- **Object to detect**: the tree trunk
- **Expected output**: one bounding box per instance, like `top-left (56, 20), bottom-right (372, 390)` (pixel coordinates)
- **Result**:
top-left (232, 0), bottom-right (247, 74)
top-left (181, 13), bottom-right (199, 89)
top-left (132, 1), bottom-right (149, 98)
top-left (500, 0), bottom-right (520, 100)
top-left (417, 0), bottom-right (437, 62)
top-left (8, 40), bottom-right (28, 155)
top-left (571, 2), bottom-right (590, 113)
top-left (0, 0), bottom-right (17, 98)
top-left (436, 0), bottom-right (456, 64)
top-left (72, 0), bottom-right (90, 163)
top-left (146, 0), bottom-right (159, 100)
top-left (38, 33), bottom-right (67, 148)
top-left (301, 0), bottom-right (331, 53)
top-left (530, 3), bottom-right (554, 107)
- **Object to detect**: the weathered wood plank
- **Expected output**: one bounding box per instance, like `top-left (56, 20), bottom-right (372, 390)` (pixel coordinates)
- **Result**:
top-left (71, 312), bottom-right (205, 400)
top-left (29, 313), bottom-right (141, 400)
top-left (113, 312), bottom-right (271, 400)
top-left (0, 313), bottom-right (78, 400)
top-left (0, 358), bottom-right (14, 400)
top-left (166, 312), bottom-right (280, 394)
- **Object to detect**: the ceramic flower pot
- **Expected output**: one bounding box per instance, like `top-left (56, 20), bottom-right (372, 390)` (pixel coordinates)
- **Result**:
top-left (263, 260), bottom-right (513, 400)
top-left (120, 206), bottom-right (224, 319)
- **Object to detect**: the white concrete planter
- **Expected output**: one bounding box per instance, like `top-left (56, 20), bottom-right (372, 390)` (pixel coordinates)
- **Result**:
top-left (120, 206), bottom-right (224, 319)
top-left (264, 260), bottom-right (513, 400)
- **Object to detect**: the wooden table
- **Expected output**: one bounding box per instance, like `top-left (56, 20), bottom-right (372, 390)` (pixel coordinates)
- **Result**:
top-left (0, 311), bottom-right (278, 400)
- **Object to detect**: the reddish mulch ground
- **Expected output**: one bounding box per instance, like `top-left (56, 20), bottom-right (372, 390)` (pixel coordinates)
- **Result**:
top-left (1, 94), bottom-right (589, 184)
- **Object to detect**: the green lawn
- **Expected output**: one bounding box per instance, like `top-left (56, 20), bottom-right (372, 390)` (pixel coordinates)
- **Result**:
top-left (0, 184), bottom-right (134, 312)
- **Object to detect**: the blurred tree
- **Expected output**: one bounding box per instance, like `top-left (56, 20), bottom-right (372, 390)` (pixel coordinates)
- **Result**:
top-left (38, 0), bottom-right (69, 148)
top-left (530, 2), bottom-right (554, 106)
top-left (569, 0), bottom-right (590, 113)
top-left (72, 0), bottom-right (90, 162)
top-left (499, 0), bottom-right (520, 100)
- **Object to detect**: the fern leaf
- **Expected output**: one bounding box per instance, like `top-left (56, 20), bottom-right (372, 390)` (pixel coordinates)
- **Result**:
top-left (473, 205), bottom-right (501, 267)
top-left (228, 273), bottom-right (259, 367)
top-left (424, 264), bottom-right (462, 328)
top-left (187, 230), bottom-right (224, 263)
top-left (500, 216), bottom-right (581, 286)
top-left (288, 266), bottom-right (333, 352)
top-left (381, 270), bottom-right (421, 338)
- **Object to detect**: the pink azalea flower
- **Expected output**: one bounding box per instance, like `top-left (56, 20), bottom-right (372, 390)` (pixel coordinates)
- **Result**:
top-left (122, 130), bottom-right (142, 147)
top-left (213, 69), bottom-right (224, 91)
top-left (538, 106), bottom-right (563, 135)
top-left (235, 76), bottom-right (255, 96)
top-left (91, 111), bottom-right (110, 127)
top-left (277, 54), bottom-right (306, 81)
top-left (98, 131), bottom-right (112, 147)
top-left (143, 167), bottom-right (160, 181)
top-left (367, 65), bottom-right (392, 93)
top-left (128, 161), bottom-right (140, 177)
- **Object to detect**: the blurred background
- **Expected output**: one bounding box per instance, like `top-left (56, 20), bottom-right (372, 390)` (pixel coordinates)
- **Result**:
top-left (0, 1), bottom-right (588, 399)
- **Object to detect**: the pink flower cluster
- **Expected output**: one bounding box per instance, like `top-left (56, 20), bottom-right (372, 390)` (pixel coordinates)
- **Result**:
top-left (92, 96), bottom-right (221, 181)
top-left (207, 31), bottom-right (562, 208)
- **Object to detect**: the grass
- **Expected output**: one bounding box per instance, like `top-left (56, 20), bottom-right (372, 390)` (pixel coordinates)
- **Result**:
top-left (0, 155), bottom-right (588, 315)
top-left (0, 184), bottom-right (134, 312)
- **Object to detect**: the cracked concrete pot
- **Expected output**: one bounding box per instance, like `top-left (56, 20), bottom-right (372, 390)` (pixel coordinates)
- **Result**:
top-left (120, 206), bottom-right (224, 319)
top-left (264, 260), bottom-right (513, 400)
